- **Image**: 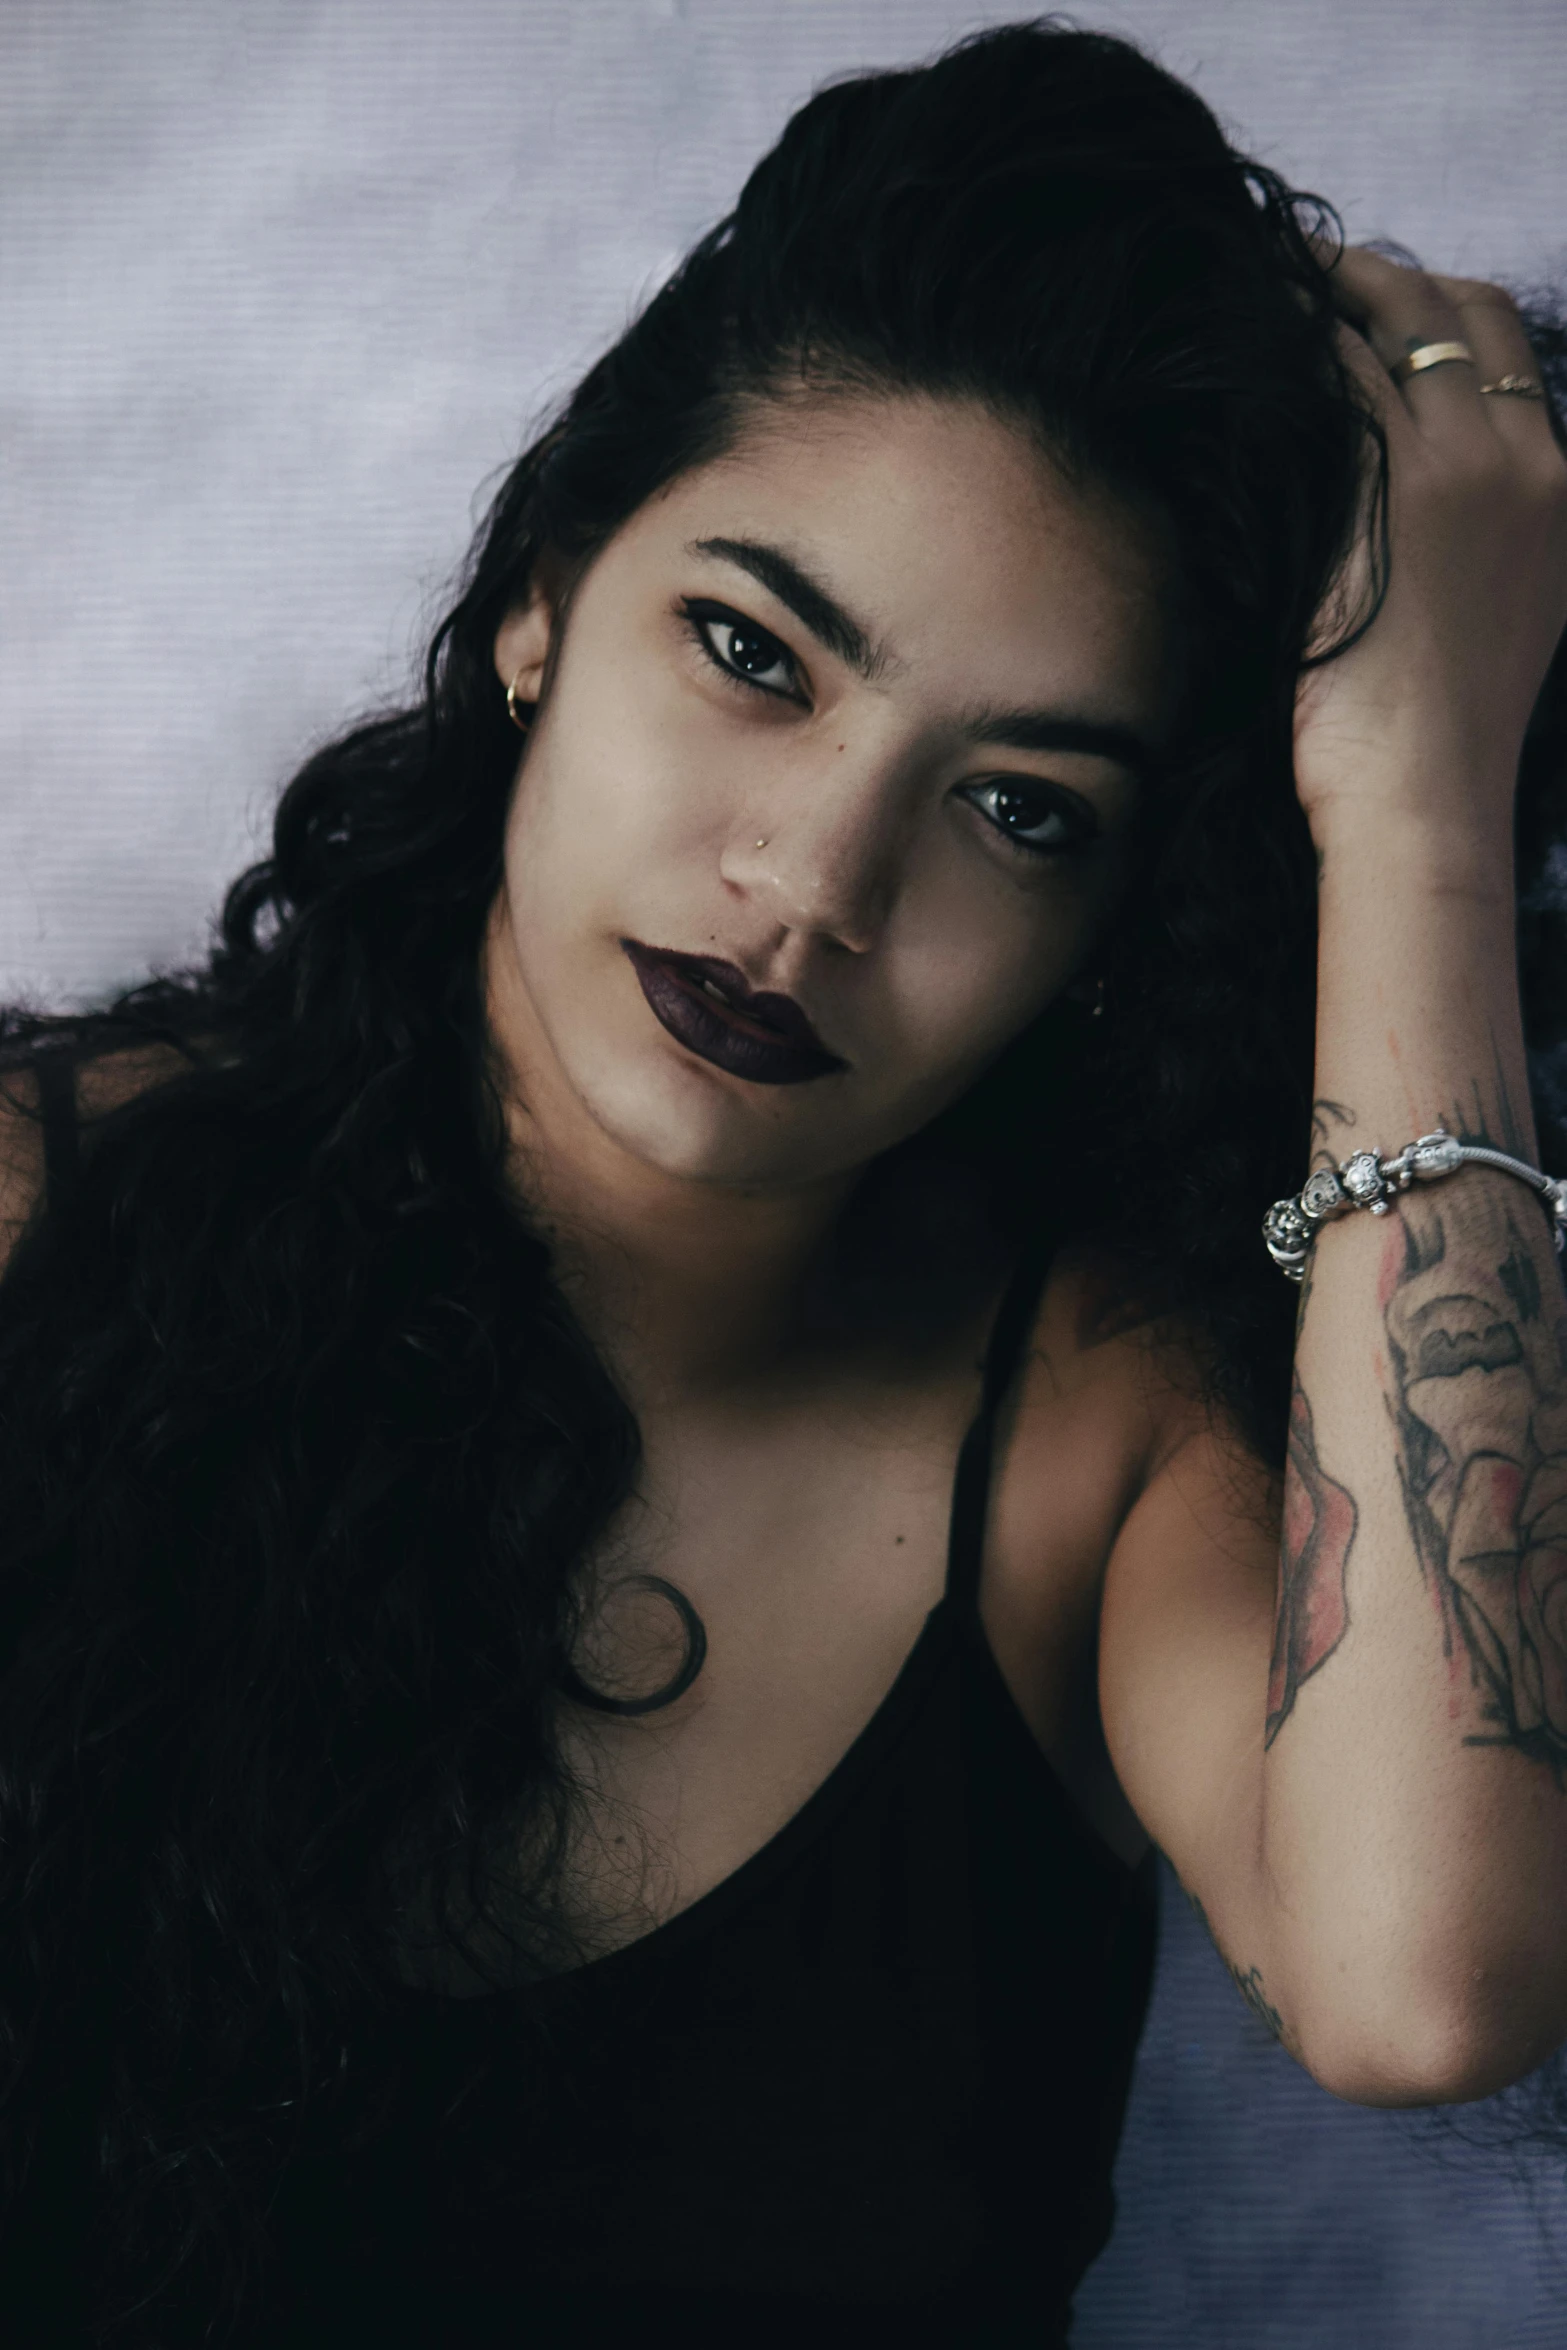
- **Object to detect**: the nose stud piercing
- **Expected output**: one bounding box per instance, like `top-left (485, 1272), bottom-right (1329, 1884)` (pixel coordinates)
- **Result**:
top-left (755, 837), bottom-right (769, 849)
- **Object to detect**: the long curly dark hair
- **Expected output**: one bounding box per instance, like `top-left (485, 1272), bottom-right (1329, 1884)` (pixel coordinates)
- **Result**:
top-left (2, 20), bottom-right (1565, 2342)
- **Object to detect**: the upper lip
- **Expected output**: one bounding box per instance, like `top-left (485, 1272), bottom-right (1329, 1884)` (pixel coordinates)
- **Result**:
top-left (621, 940), bottom-right (845, 1060)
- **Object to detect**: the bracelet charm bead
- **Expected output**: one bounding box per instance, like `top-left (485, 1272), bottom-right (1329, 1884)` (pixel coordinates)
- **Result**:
top-left (1340, 1151), bottom-right (1389, 1211)
top-left (1300, 1167), bottom-right (1347, 1219)
top-left (1264, 1126), bottom-right (1567, 1282)
top-left (1260, 1195), bottom-right (1314, 1278)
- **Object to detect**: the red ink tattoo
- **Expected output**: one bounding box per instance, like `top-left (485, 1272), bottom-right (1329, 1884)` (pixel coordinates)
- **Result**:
top-left (1267, 1378), bottom-right (1358, 1742)
top-left (1385, 1185), bottom-right (1567, 1778)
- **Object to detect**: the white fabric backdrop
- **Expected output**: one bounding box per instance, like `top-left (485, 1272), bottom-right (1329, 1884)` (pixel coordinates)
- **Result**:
top-left (4, 0), bottom-right (1566, 1009)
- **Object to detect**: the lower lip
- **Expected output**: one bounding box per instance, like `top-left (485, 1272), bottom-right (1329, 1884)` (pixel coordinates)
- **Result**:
top-left (621, 944), bottom-right (848, 1087)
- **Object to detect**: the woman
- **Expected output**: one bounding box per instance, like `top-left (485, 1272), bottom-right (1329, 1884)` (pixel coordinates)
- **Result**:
top-left (2, 20), bottom-right (1565, 2346)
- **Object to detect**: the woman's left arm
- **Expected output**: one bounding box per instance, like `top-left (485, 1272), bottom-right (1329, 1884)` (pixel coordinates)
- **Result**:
top-left (1102, 250), bottom-right (1567, 2104)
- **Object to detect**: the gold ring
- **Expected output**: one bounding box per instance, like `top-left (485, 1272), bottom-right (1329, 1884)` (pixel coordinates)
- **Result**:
top-left (1480, 374), bottom-right (1546, 401)
top-left (1389, 340), bottom-right (1476, 385)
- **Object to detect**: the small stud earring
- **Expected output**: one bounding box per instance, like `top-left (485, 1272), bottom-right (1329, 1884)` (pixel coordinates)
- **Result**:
top-left (505, 670), bottom-right (531, 732)
top-left (755, 837), bottom-right (769, 850)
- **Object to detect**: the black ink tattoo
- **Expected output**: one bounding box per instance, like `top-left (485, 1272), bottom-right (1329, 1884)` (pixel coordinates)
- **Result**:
top-left (1439, 1039), bottom-right (1529, 1163)
top-left (1228, 1963), bottom-right (1286, 2041)
top-left (1499, 1227), bottom-right (1543, 1327)
top-left (1382, 1166), bottom-right (1567, 1782)
top-left (1309, 1098), bottom-right (1358, 1168)
top-left (1181, 1884), bottom-right (1286, 2042)
top-left (1267, 1376), bottom-right (1358, 1744)
top-left (1488, 1028), bottom-right (1529, 1159)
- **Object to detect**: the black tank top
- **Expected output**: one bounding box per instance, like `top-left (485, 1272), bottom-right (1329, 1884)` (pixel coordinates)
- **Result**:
top-left (265, 1241), bottom-right (1157, 2349)
top-left (35, 1071), bottom-right (1157, 2347)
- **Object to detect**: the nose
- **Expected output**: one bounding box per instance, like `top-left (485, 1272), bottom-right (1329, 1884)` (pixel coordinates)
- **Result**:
top-left (719, 745), bottom-right (908, 954)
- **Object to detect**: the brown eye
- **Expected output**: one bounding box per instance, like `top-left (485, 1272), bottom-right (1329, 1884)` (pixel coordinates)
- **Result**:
top-left (682, 600), bottom-right (801, 700)
top-left (959, 777), bottom-right (1098, 857)
top-left (723, 622), bottom-right (785, 678)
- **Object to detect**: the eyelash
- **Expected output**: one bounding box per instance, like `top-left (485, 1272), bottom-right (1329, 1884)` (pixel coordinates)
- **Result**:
top-left (956, 779), bottom-right (1099, 861)
top-left (678, 596), bottom-right (1097, 862)
top-left (680, 600), bottom-right (805, 704)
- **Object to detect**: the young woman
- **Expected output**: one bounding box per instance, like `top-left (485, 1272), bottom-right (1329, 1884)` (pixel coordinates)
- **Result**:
top-left (2, 21), bottom-right (1566, 2347)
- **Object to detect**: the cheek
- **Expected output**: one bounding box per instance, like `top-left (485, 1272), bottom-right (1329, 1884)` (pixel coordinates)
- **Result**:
top-left (504, 712), bottom-right (704, 930)
top-left (522, 664), bottom-right (743, 890)
top-left (872, 860), bottom-right (1088, 1097)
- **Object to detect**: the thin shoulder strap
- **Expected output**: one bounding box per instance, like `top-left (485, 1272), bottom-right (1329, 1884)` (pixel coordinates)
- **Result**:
top-left (944, 1231), bottom-right (1058, 1616)
top-left (33, 1051), bottom-right (81, 1213)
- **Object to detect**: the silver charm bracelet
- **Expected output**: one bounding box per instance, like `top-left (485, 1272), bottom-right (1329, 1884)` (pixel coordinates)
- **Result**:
top-left (1263, 1128), bottom-right (1567, 1282)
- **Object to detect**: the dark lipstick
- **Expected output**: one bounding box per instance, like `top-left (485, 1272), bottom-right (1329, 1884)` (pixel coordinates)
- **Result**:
top-left (620, 940), bottom-right (849, 1086)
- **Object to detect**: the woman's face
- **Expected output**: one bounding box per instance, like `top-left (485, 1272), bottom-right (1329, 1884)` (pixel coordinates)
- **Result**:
top-left (491, 391), bottom-right (1179, 1194)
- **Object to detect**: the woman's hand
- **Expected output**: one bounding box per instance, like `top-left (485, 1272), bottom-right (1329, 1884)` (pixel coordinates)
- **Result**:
top-left (1292, 246), bottom-right (1567, 863)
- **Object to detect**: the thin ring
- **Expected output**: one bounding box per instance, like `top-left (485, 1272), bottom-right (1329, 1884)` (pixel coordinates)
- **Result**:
top-left (1389, 340), bottom-right (1476, 385)
top-left (505, 670), bottom-right (530, 731)
top-left (1481, 374), bottom-right (1546, 401)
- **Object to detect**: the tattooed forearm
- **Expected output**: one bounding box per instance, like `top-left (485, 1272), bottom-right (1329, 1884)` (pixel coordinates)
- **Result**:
top-left (1267, 1375), bottom-right (1357, 1743)
top-left (1470, 1029), bottom-right (1531, 1161)
top-left (1278, 1077), bottom-right (1563, 1764)
top-left (1384, 1179), bottom-right (1567, 1780)
top-left (1310, 1099), bottom-right (1357, 1163)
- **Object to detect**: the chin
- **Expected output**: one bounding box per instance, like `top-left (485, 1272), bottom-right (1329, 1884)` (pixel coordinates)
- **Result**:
top-left (576, 1044), bottom-right (855, 1190)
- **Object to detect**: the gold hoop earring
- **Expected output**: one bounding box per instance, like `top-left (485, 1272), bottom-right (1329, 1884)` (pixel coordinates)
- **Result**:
top-left (505, 670), bottom-right (531, 732)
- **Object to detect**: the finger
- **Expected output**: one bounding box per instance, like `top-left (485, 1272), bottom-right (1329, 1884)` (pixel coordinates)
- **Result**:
top-left (1327, 319), bottom-right (1420, 475)
top-left (1431, 275), bottom-right (1537, 374)
top-left (1432, 276), bottom-right (1558, 456)
top-left (1326, 247), bottom-right (1484, 425)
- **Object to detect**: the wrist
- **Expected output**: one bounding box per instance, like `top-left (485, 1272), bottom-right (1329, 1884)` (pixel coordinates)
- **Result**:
top-left (1311, 806), bottom-right (1515, 910)
top-left (1299, 726), bottom-right (1521, 852)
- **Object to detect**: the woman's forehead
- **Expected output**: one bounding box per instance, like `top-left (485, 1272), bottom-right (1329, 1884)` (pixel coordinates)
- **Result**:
top-left (686, 386), bottom-right (1085, 527)
top-left (629, 390), bottom-right (1181, 724)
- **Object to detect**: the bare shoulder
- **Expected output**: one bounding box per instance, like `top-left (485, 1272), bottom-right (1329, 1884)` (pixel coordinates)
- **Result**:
top-left (1004, 1239), bottom-right (1212, 1483)
top-left (971, 1242), bottom-right (1227, 1860)
top-left (0, 1066), bottom-right (47, 1271)
top-left (983, 1242), bottom-right (1212, 1644)
top-left (75, 1037), bottom-right (205, 1122)
top-left (985, 1239), bottom-right (1244, 1639)
top-left (0, 1035), bottom-right (206, 1279)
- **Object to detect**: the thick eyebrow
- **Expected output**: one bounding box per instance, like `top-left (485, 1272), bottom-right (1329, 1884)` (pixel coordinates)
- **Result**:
top-left (689, 532), bottom-right (1156, 779)
top-left (687, 536), bottom-right (889, 681)
top-left (965, 707), bottom-right (1157, 782)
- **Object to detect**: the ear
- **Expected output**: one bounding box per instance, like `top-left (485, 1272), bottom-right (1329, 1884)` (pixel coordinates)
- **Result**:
top-left (492, 585), bottom-right (555, 712)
